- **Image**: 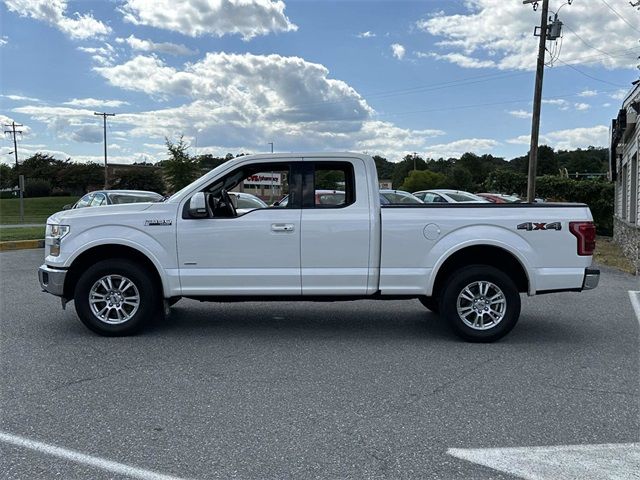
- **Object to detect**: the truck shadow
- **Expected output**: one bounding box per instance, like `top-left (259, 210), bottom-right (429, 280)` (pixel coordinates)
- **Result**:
top-left (148, 300), bottom-right (456, 341)
top-left (143, 300), bottom-right (582, 345)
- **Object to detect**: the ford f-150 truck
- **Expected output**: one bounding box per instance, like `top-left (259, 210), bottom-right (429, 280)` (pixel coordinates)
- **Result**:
top-left (38, 153), bottom-right (599, 341)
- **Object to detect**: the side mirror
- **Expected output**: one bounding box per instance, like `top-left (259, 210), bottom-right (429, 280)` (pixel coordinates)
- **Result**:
top-left (188, 192), bottom-right (209, 218)
top-left (62, 204), bottom-right (72, 210)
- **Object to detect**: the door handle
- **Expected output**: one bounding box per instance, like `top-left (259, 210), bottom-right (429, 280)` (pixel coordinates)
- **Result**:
top-left (271, 223), bottom-right (294, 232)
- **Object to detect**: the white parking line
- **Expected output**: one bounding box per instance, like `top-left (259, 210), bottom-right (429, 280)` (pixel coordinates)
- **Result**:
top-left (0, 431), bottom-right (188, 480)
top-left (448, 442), bottom-right (640, 480)
top-left (629, 291), bottom-right (640, 324)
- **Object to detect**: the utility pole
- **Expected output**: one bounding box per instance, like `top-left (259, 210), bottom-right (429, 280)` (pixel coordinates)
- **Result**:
top-left (268, 142), bottom-right (274, 153)
top-left (524, 0), bottom-right (549, 203)
top-left (94, 112), bottom-right (115, 189)
top-left (3, 121), bottom-right (23, 168)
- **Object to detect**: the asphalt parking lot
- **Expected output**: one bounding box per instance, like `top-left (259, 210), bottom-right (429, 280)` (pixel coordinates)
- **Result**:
top-left (0, 249), bottom-right (638, 480)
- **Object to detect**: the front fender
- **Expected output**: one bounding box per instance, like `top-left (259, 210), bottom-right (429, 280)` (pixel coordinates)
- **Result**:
top-left (48, 224), bottom-right (179, 297)
top-left (426, 225), bottom-right (535, 295)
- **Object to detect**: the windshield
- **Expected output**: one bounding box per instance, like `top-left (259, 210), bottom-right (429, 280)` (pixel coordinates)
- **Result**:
top-left (381, 191), bottom-right (423, 204)
top-left (446, 192), bottom-right (486, 202)
top-left (107, 193), bottom-right (163, 204)
top-left (235, 195), bottom-right (268, 209)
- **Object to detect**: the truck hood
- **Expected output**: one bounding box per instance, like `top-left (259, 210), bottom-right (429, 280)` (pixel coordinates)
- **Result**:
top-left (47, 202), bottom-right (155, 224)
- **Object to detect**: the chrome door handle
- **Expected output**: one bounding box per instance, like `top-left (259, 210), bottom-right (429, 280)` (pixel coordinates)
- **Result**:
top-left (271, 223), bottom-right (294, 232)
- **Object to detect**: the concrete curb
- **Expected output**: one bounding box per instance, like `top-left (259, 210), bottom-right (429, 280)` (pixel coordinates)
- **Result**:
top-left (0, 239), bottom-right (45, 251)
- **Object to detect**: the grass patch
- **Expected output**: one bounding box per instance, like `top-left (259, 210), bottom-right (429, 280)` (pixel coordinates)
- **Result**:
top-left (0, 226), bottom-right (45, 242)
top-left (0, 196), bottom-right (77, 224)
top-left (594, 236), bottom-right (636, 275)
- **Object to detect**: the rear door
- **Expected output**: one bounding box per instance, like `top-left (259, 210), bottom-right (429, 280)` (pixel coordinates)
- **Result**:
top-left (300, 158), bottom-right (372, 295)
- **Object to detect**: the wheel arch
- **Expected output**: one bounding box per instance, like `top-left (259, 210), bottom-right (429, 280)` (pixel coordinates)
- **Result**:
top-left (64, 244), bottom-right (166, 299)
top-left (430, 244), bottom-right (531, 298)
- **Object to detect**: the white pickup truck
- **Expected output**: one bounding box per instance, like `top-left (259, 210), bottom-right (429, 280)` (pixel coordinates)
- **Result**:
top-left (39, 153), bottom-right (599, 342)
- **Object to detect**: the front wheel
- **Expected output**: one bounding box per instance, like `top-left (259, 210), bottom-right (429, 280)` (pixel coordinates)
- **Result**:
top-left (74, 259), bottom-right (160, 336)
top-left (439, 265), bottom-right (521, 342)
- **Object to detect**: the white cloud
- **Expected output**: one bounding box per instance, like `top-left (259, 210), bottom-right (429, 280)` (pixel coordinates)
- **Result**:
top-left (64, 98), bottom-right (129, 108)
top-left (610, 88), bottom-right (630, 101)
top-left (77, 43), bottom-right (117, 66)
top-left (507, 125), bottom-right (608, 150)
top-left (542, 98), bottom-right (570, 110)
top-left (391, 43), bottom-right (406, 60)
top-left (574, 102), bottom-right (591, 111)
top-left (420, 52), bottom-right (495, 69)
top-left (8, 52), bottom-right (447, 159)
top-left (424, 138), bottom-right (499, 159)
top-left (120, 0), bottom-right (297, 40)
top-left (0, 36), bottom-right (8, 46)
top-left (508, 109), bottom-right (532, 119)
top-left (115, 35), bottom-right (198, 56)
top-left (2, 94), bottom-right (41, 102)
top-left (3, 0), bottom-right (111, 39)
top-left (577, 89), bottom-right (598, 97)
top-left (357, 31), bottom-right (376, 38)
top-left (417, 0), bottom-right (639, 70)
top-left (69, 124), bottom-right (103, 143)
top-left (0, 114), bottom-right (31, 138)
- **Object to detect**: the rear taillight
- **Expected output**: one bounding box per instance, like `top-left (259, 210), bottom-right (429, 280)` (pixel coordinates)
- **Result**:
top-left (569, 221), bottom-right (596, 256)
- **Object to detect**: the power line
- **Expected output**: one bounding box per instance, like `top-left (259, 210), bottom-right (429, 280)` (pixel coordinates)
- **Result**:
top-left (598, 0), bottom-right (640, 33)
top-left (555, 58), bottom-right (629, 87)
top-left (562, 23), bottom-right (617, 59)
top-left (377, 87), bottom-right (622, 118)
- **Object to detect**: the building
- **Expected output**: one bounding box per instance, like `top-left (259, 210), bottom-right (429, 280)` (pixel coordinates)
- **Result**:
top-left (610, 81), bottom-right (640, 270)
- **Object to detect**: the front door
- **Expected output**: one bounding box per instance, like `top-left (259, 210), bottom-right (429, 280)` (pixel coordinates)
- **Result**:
top-left (177, 162), bottom-right (302, 296)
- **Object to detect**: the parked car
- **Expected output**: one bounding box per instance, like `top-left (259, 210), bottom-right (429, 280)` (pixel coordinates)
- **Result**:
top-left (273, 190), bottom-right (346, 207)
top-left (66, 190), bottom-right (164, 209)
top-left (40, 153), bottom-right (599, 342)
top-left (477, 193), bottom-right (522, 203)
top-left (379, 189), bottom-right (424, 204)
top-left (413, 189), bottom-right (488, 204)
top-left (229, 192), bottom-right (268, 214)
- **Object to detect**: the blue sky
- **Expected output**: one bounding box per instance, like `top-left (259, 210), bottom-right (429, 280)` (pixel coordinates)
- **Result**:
top-left (1, 0), bottom-right (638, 165)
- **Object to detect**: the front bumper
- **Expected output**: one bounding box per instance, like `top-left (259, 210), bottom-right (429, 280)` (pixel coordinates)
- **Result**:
top-left (582, 268), bottom-right (600, 290)
top-left (38, 264), bottom-right (67, 297)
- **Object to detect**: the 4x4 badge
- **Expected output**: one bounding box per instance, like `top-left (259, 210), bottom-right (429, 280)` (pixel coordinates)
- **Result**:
top-left (517, 222), bottom-right (562, 231)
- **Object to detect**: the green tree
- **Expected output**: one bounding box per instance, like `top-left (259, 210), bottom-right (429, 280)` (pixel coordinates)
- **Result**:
top-left (0, 163), bottom-right (14, 189)
top-left (111, 168), bottom-right (166, 193)
top-left (373, 155), bottom-right (394, 180)
top-left (56, 162), bottom-right (104, 194)
top-left (400, 170), bottom-right (447, 192)
top-left (197, 153), bottom-right (231, 171)
top-left (16, 153), bottom-right (65, 182)
top-left (448, 165), bottom-right (475, 191)
top-left (392, 154), bottom-right (428, 188)
top-left (162, 136), bottom-right (199, 192)
top-left (483, 169), bottom-right (527, 196)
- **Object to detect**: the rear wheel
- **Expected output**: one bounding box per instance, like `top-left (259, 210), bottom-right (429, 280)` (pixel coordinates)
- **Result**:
top-left (439, 265), bottom-right (521, 342)
top-left (74, 259), bottom-right (160, 336)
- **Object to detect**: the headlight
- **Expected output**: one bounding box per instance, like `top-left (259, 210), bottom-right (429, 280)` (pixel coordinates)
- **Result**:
top-left (46, 224), bottom-right (70, 239)
top-left (46, 224), bottom-right (70, 257)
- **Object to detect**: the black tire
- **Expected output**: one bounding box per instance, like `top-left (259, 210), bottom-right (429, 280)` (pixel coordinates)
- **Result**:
top-left (439, 265), bottom-right (521, 342)
top-left (419, 296), bottom-right (439, 313)
top-left (74, 259), bottom-right (160, 336)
